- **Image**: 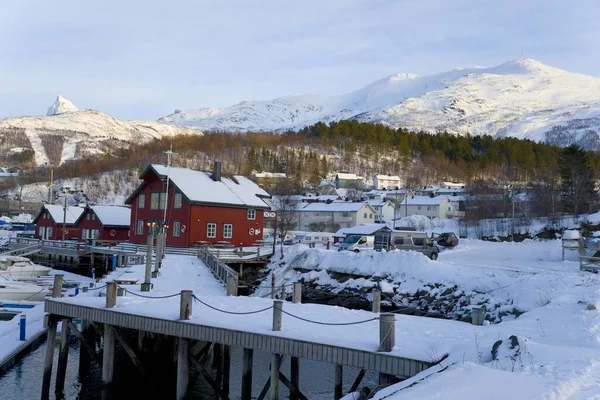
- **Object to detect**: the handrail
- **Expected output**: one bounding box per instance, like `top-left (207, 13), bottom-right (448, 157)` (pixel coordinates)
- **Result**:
top-left (197, 247), bottom-right (239, 285)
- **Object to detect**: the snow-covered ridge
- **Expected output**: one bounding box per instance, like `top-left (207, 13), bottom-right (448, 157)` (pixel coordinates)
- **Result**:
top-left (159, 59), bottom-right (600, 147)
top-left (0, 96), bottom-right (203, 166)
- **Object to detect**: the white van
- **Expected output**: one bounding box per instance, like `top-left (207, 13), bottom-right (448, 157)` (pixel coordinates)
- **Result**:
top-left (338, 235), bottom-right (375, 252)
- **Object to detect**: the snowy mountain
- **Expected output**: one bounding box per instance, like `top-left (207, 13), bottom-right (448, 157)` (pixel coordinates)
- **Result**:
top-left (159, 59), bottom-right (600, 148)
top-left (0, 97), bottom-right (202, 166)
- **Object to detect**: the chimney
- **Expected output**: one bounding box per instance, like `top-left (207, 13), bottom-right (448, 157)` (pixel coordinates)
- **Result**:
top-left (212, 160), bottom-right (221, 182)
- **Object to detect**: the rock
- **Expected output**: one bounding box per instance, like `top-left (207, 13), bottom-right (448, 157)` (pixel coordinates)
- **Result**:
top-left (587, 304), bottom-right (597, 311)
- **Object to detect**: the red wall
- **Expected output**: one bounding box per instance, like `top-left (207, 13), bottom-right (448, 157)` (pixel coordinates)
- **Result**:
top-left (128, 172), bottom-right (191, 246)
top-left (189, 205), bottom-right (265, 247)
top-left (34, 217), bottom-right (80, 240)
top-left (77, 209), bottom-right (130, 242)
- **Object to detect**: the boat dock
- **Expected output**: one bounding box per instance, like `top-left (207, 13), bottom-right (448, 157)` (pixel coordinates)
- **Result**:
top-left (40, 252), bottom-right (435, 400)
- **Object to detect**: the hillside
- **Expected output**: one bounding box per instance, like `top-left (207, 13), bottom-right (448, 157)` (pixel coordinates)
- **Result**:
top-left (0, 96), bottom-right (203, 166)
top-left (158, 59), bottom-right (600, 149)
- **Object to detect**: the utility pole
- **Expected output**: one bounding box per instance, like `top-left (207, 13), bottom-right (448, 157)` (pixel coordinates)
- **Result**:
top-left (62, 193), bottom-right (67, 241)
top-left (162, 145), bottom-right (177, 241)
top-left (48, 168), bottom-right (54, 204)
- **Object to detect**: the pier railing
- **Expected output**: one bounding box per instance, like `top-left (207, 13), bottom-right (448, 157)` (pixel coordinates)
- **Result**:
top-left (197, 247), bottom-right (239, 289)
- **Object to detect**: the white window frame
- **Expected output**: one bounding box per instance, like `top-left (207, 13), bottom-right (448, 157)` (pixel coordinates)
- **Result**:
top-left (174, 193), bottom-right (182, 209)
top-left (47, 227), bottom-right (53, 239)
top-left (247, 209), bottom-right (256, 220)
top-left (136, 220), bottom-right (144, 235)
top-left (172, 221), bottom-right (181, 237)
top-left (138, 194), bottom-right (145, 209)
top-left (92, 229), bottom-right (100, 239)
top-left (92, 213), bottom-right (96, 221)
top-left (150, 193), bottom-right (159, 210)
top-left (82, 229), bottom-right (88, 239)
top-left (86, 214), bottom-right (91, 221)
top-left (223, 223), bottom-right (233, 239)
top-left (207, 223), bottom-right (217, 238)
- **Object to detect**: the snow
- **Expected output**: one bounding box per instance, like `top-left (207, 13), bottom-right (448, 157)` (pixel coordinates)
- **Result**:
top-left (299, 201), bottom-right (372, 212)
top-left (148, 164), bottom-right (270, 208)
top-left (401, 196), bottom-right (450, 205)
top-left (158, 59), bottom-right (600, 149)
top-left (562, 230), bottom-right (581, 240)
top-left (89, 205), bottom-right (130, 227)
top-left (46, 95), bottom-right (79, 116)
top-left (39, 204), bottom-right (85, 224)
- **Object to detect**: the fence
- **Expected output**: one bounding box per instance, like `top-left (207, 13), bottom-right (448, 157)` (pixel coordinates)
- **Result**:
top-left (197, 247), bottom-right (239, 290)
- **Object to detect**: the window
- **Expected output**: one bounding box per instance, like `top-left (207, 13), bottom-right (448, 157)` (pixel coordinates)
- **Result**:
top-left (417, 206), bottom-right (422, 210)
top-left (369, 213), bottom-right (373, 219)
top-left (174, 193), bottom-right (182, 209)
top-left (223, 224), bottom-right (232, 239)
top-left (159, 193), bottom-right (166, 210)
top-left (136, 220), bottom-right (144, 235)
top-left (138, 194), bottom-right (145, 209)
top-left (364, 213), bottom-right (367, 218)
top-left (413, 237), bottom-right (425, 246)
top-left (47, 227), bottom-right (53, 238)
top-left (38, 226), bottom-right (44, 236)
top-left (247, 209), bottom-right (256, 220)
top-left (82, 229), bottom-right (88, 239)
top-left (151, 193), bottom-right (159, 209)
top-left (394, 237), bottom-right (404, 246)
top-left (207, 223), bottom-right (217, 238)
top-left (86, 214), bottom-right (90, 221)
top-left (426, 206), bottom-right (431, 211)
top-left (172, 221), bottom-right (181, 237)
top-left (448, 206), bottom-right (451, 211)
top-left (342, 212), bottom-right (350, 218)
top-left (92, 214), bottom-right (96, 221)
top-left (92, 229), bottom-right (100, 239)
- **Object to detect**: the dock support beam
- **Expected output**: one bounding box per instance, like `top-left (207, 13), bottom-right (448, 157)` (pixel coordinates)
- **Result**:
top-left (102, 324), bottom-right (115, 399)
top-left (55, 318), bottom-right (71, 394)
top-left (378, 313), bottom-right (396, 385)
top-left (372, 289), bottom-right (381, 313)
top-left (270, 353), bottom-right (281, 400)
top-left (242, 348), bottom-right (254, 400)
top-left (290, 356), bottom-right (300, 400)
top-left (141, 234), bottom-right (153, 291)
top-left (334, 364), bottom-right (343, 400)
top-left (223, 345), bottom-right (231, 397)
top-left (40, 316), bottom-right (58, 400)
top-left (176, 338), bottom-right (189, 400)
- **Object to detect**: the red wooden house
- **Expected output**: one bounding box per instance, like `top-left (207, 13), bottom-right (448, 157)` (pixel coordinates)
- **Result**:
top-left (33, 204), bottom-right (85, 240)
top-left (125, 162), bottom-right (271, 247)
top-left (75, 205), bottom-right (131, 242)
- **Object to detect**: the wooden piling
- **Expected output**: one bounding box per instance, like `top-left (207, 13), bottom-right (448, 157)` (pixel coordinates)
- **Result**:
top-left (52, 274), bottom-right (64, 298)
top-left (41, 316), bottom-right (58, 400)
top-left (290, 357), bottom-right (300, 400)
top-left (102, 325), bottom-right (115, 395)
top-left (272, 300), bottom-right (283, 331)
top-left (334, 364), bottom-right (343, 400)
top-left (79, 320), bottom-right (91, 377)
top-left (223, 345), bottom-right (231, 397)
top-left (105, 282), bottom-right (117, 308)
top-left (141, 234), bottom-right (153, 291)
top-left (180, 290), bottom-right (193, 320)
top-left (372, 289), bottom-right (381, 313)
top-left (270, 353), bottom-right (281, 400)
top-left (378, 313), bottom-right (396, 385)
top-left (242, 348), bottom-right (254, 400)
top-left (292, 282), bottom-right (302, 303)
top-left (226, 275), bottom-right (238, 296)
top-left (176, 338), bottom-right (189, 400)
top-left (271, 272), bottom-right (276, 299)
top-left (55, 318), bottom-right (71, 393)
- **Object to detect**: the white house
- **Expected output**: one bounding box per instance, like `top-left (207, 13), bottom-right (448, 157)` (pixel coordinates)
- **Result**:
top-left (335, 173), bottom-right (364, 189)
top-left (373, 174), bottom-right (402, 190)
top-left (294, 201), bottom-right (377, 231)
top-left (395, 196), bottom-right (459, 219)
top-left (365, 199), bottom-right (396, 223)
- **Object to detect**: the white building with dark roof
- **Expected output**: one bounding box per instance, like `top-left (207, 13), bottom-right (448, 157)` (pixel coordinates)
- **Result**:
top-left (293, 201), bottom-right (377, 231)
top-left (395, 196), bottom-right (459, 219)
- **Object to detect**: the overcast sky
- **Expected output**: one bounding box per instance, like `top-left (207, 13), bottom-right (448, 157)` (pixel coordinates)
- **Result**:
top-left (1, 0), bottom-right (599, 120)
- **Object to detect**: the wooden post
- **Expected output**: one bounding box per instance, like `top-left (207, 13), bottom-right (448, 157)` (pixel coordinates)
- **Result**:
top-left (102, 325), bottom-right (115, 395)
top-left (180, 290), bottom-right (193, 320)
top-left (52, 274), bottom-right (64, 298)
top-left (292, 282), bottom-right (302, 304)
top-left (41, 316), bottom-right (58, 400)
top-left (379, 313), bottom-right (395, 352)
top-left (79, 320), bottom-right (91, 378)
top-left (280, 284), bottom-right (286, 300)
top-left (141, 234), bottom-right (153, 291)
top-left (55, 318), bottom-right (71, 393)
top-left (290, 357), bottom-right (299, 400)
top-left (334, 364), bottom-right (343, 400)
top-left (176, 338), bottom-right (189, 400)
top-left (226, 275), bottom-right (238, 296)
top-left (105, 282), bottom-right (117, 308)
top-left (471, 306), bottom-right (485, 326)
top-left (242, 348), bottom-right (254, 400)
top-left (223, 345), bottom-right (231, 398)
top-left (372, 289), bottom-right (381, 313)
top-left (271, 272), bottom-right (276, 299)
top-left (272, 300), bottom-right (283, 331)
top-left (270, 353), bottom-right (281, 400)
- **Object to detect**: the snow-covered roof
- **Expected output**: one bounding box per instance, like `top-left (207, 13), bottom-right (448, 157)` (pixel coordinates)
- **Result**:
top-left (319, 179), bottom-right (336, 187)
top-left (375, 174), bottom-right (401, 180)
top-left (252, 172), bottom-right (287, 179)
top-left (366, 199), bottom-right (393, 207)
top-left (336, 173), bottom-right (361, 180)
top-left (400, 196), bottom-right (451, 206)
top-left (301, 195), bottom-right (342, 202)
top-left (89, 206), bottom-right (131, 227)
top-left (333, 223), bottom-right (390, 237)
top-left (42, 204), bottom-right (85, 224)
top-left (299, 201), bottom-right (374, 213)
top-left (138, 164), bottom-right (270, 209)
top-left (442, 181), bottom-right (466, 188)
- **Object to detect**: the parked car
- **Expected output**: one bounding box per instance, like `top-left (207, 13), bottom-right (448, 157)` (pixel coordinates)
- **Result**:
top-left (339, 235), bottom-right (375, 253)
top-left (435, 232), bottom-right (459, 248)
top-left (387, 229), bottom-right (439, 260)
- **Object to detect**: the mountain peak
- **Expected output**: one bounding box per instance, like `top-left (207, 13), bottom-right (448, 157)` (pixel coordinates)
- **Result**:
top-left (46, 95), bottom-right (79, 116)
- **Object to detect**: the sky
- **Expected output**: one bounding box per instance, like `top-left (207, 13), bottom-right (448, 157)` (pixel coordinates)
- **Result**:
top-left (1, 0), bottom-right (599, 121)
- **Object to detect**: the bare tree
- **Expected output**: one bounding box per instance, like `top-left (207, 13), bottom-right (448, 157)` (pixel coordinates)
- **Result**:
top-left (271, 181), bottom-right (301, 258)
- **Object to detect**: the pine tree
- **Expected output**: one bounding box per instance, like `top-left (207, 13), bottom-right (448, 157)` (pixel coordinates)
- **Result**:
top-left (559, 145), bottom-right (596, 214)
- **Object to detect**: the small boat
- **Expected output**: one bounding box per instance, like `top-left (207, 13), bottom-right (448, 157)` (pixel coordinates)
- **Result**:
top-left (0, 281), bottom-right (49, 301)
top-left (0, 256), bottom-right (52, 279)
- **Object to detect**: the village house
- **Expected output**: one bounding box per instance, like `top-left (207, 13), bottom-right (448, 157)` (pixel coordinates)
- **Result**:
top-left (76, 205), bottom-right (131, 242)
top-left (373, 174), bottom-right (402, 190)
top-left (334, 173), bottom-right (364, 189)
top-left (250, 172), bottom-right (287, 189)
top-left (365, 199), bottom-right (396, 222)
top-left (293, 201), bottom-right (377, 232)
top-left (395, 196), bottom-right (459, 219)
top-left (125, 162), bottom-right (271, 247)
top-left (33, 204), bottom-right (85, 240)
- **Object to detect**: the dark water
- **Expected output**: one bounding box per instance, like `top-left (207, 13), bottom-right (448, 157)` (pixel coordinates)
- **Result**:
top-left (0, 341), bottom-right (378, 399)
